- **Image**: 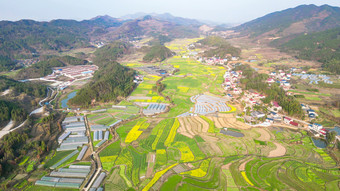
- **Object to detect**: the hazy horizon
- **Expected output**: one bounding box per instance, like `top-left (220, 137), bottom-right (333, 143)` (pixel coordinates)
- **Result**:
top-left (1, 0), bottom-right (340, 24)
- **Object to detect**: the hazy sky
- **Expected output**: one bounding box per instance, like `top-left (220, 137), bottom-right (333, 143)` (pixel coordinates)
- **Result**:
top-left (1, 0), bottom-right (340, 24)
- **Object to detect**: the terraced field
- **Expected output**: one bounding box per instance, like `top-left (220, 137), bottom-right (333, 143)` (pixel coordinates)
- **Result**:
top-left (97, 38), bottom-right (339, 191)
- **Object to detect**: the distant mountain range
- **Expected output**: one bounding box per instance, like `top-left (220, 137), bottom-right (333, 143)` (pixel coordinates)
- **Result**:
top-left (234, 4), bottom-right (340, 38)
top-left (232, 4), bottom-right (340, 74)
top-left (2, 5), bottom-right (340, 73)
top-left (0, 13), bottom-right (204, 71)
top-left (121, 12), bottom-right (204, 26)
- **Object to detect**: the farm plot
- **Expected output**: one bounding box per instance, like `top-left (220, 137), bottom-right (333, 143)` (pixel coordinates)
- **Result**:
top-left (181, 159), bottom-right (211, 177)
top-left (99, 38), bottom-right (339, 191)
top-left (125, 118), bottom-right (150, 144)
top-left (99, 140), bottom-right (121, 171)
top-left (177, 116), bottom-right (209, 138)
top-left (213, 114), bottom-right (251, 129)
top-left (161, 56), bottom-right (227, 117)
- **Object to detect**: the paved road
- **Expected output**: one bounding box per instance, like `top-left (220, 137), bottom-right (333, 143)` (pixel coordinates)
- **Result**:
top-left (83, 115), bottom-right (103, 191)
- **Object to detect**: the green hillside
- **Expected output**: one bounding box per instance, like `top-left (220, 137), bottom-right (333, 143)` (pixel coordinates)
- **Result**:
top-left (143, 45), bottom-right (174, 62)
top-left (234, 4), bottom-right (340, 37)
top-left (279, 27), bottom-right (340, 74)
top-left (69, 63), bottom-right (135, 107)
top-left (198, 36), bottom-right (241, 58)
top-left (16, 56), bottom-right (88, 79)
top-left (70, 41), bottom-right (135, 107)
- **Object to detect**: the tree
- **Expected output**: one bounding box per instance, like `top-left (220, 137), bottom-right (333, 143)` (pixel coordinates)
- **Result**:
top-left (326, 131), bottom-right (337, 145)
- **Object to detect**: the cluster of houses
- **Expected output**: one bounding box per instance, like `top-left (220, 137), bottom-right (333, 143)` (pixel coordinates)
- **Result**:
top-left (292, 73), bottom-right (333, 84)
top-left (301, 103), bottom-right (318, 119)
top-left (222, 69), bottom-right (243, 94)
top-left (267, 70), bottom-right (291, 91)
top-left (196, 56), bottom-right (239, 65)
top-left (197, 57), bottom-right (228, 65)
top-left (308, 123), bottom-right (327, 136)
top-left (242, 91), bottom-right (266, 107)
top-left (266, 111), bottom-right (282, 123)
top-left (283, 116), bottom-right (299, 127)
top-left (16, 59), bottom-right (39, 67)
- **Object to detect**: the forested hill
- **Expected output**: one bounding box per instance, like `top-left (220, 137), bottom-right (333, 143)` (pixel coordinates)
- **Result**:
top-left (93, 41), bottom-right (131, 63)
top-left (279, 27), bottom-right (340, 74)
top-left (16, 56), bottom-right (89, 79)
top-left (234, 4), bottom-right (340, 37)
top-left (69, 63), bottom-right (135, 107)
top-left (69, 41), bottom-right (136, 107)
top-left (0, 76), bottom-right (46, 98)
top-left (0, 17), bottom-right (124, 58)
top-left (198, 36), bottom-right (241, 58)
top-left (0, 76), bottom-right (47, 125)
top-left (107, 15), bottom-right (200, 40)
top-left (0, 15), bottom-right (202, 72)
top-left (0, 18), bottom-right (122, 72)
top-left (143, 45), bottom-right (174, 62)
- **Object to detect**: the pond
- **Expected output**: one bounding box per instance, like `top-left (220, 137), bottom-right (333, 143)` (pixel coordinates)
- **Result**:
top-left (220, 129), bottom-right (244, 137)
top-left (61, 91), bottom-right (77, 108)
top-left (312, 137), bottom-right (327, 149)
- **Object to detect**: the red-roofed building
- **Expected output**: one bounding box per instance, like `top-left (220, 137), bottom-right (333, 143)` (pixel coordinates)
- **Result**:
top-left (319, 129), bottom-right (327, 135)
top-left (271, 101), bottom-right (282, 111)
top-left (290, 121), bottom-right (299, 127)
top-left (267, 78), bottom-right (275, 83)
top-left (284, 117), bottom-right (292, 124)
top-left (249, 99), bottom-right (257, 104)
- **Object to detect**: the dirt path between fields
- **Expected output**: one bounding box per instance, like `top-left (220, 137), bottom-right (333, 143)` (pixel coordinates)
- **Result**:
top-left (268, 142), bottom-right (286, 157)
top-left (239, 157), bottom-right (253, 171)
top-left (256, 128), bottom-right (271, 141)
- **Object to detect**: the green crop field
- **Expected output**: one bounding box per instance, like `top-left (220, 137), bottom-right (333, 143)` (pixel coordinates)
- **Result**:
top-left (91, 38), bottom-right (340, 191)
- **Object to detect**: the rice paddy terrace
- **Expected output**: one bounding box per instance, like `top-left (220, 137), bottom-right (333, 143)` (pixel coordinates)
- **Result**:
top-left (94, 38), bottom-right (340, 191)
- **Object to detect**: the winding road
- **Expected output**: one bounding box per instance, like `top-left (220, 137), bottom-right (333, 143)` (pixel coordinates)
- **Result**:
top-left (0, 87), bottom-right (57, 139)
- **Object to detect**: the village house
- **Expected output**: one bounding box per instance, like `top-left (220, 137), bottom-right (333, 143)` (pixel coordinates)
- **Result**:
top-left (309, 123), bottom-right (323, 132)
top-left (301, 104), bottom-right (308, 111)
top-left (266, 118), bottom-right (274, 123)
top-left (307, 109), bottom-right (316, 115)
top-left (309, 113), bottom-right (316, 119)
top-left (244, 116), bottom-right (255, 123)
top-left (251, 111), bottom-right (265, 118)
top-left (289, 121), bottom-right (299, 127)
top-left (271, 101), bottom-right (282, 111)
top-left (283, 117), bottom-right (293, 124)
top-left (267, 78), bottom-right (275, 83)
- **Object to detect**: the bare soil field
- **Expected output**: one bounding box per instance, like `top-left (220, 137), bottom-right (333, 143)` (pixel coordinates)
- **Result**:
top-left (177, 116), bottom-right (211, 138)
top-left (268, 142), bottom-right (286, 157)
top-left (256, 128), bottom-right (271, 141)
